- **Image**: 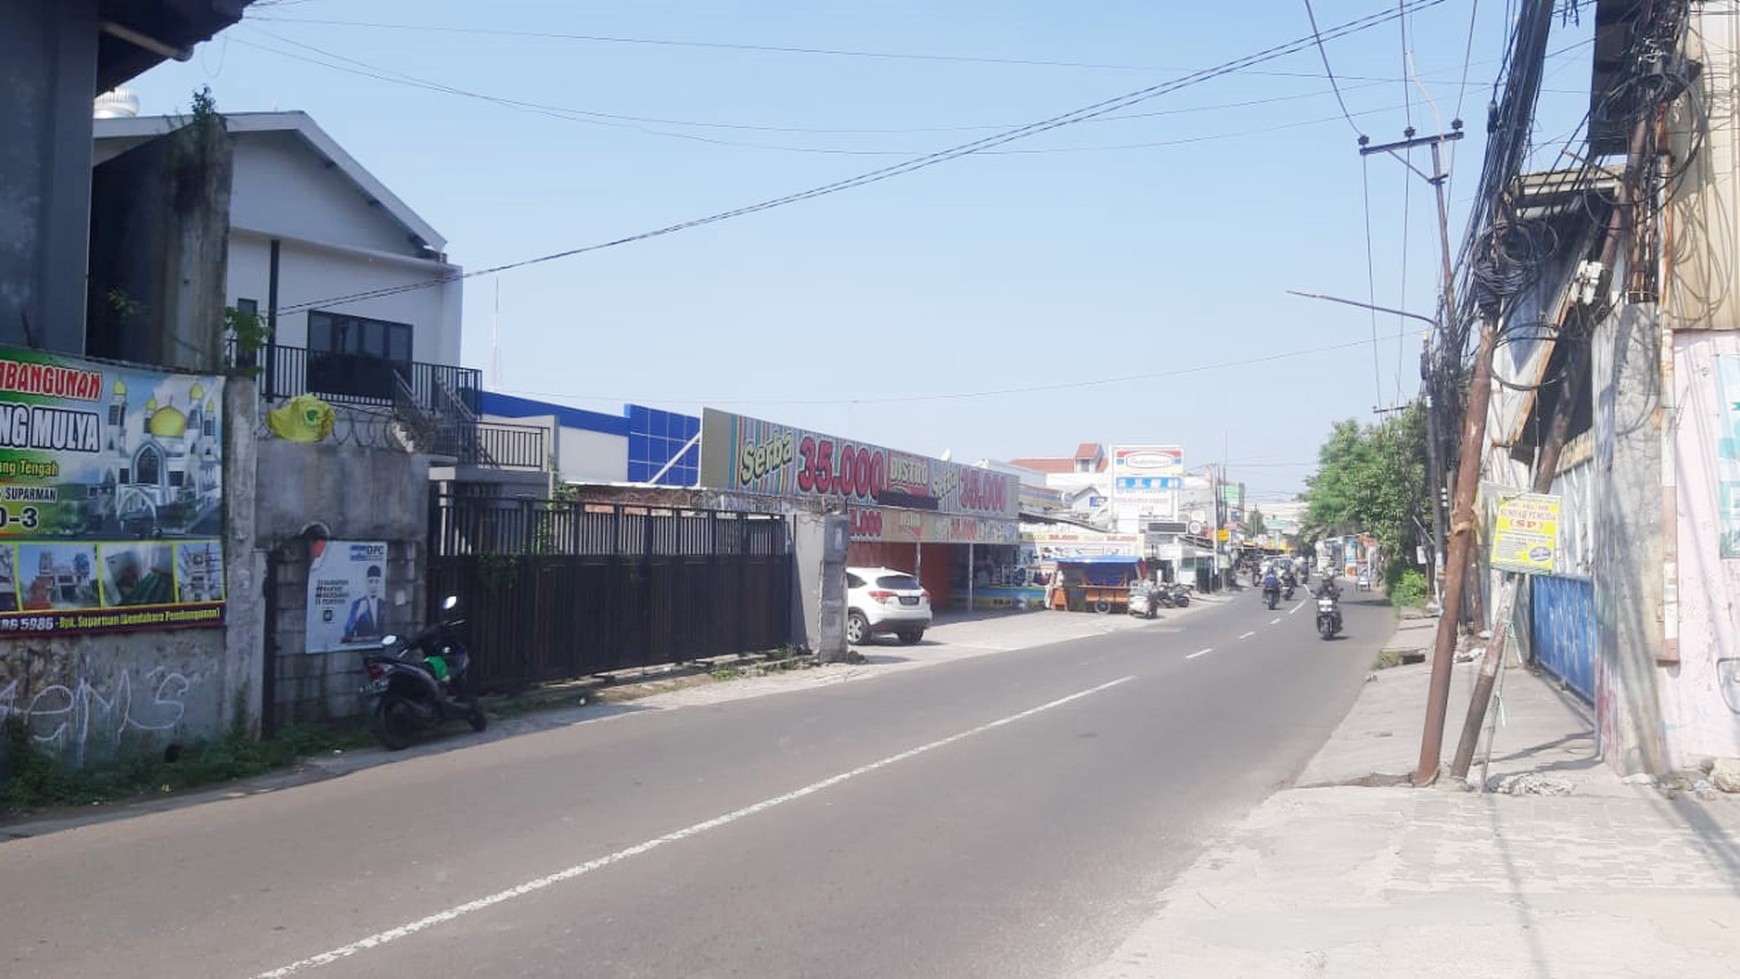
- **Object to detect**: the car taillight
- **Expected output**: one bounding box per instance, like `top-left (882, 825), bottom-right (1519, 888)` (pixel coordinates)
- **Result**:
top-left (868, 589), bottom-right (896, 603)
top-left (920, 589), bottom-right (930, 601)
top-left (365, 662), bottom-right (385, 680)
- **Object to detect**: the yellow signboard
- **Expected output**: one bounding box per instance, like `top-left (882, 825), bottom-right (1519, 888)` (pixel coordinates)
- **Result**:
top-left (1216, 528), bottom-right (1230, 542)
top-left (1490, 492), bottom-right (1561, 575)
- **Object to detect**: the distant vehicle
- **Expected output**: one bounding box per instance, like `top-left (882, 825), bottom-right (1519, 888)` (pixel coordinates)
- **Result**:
top-left (846, 567), bottom-right (932, 645)
top-left (1357, 570), bottom-right (1372, 591)
top-left (1128, 581), bottom-right (1160, 619)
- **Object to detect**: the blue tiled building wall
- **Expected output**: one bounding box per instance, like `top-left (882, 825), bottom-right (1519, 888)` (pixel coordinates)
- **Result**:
top-left (627, 405), bottom-right (700, 486)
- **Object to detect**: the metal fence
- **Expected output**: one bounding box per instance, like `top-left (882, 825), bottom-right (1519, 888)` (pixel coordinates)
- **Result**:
top-left (427, 494), bottom-right (794, 689)
top-left (1529, 574), bottom-right (1595, 702)
top-left (458, 421), bottom-right (547, 471)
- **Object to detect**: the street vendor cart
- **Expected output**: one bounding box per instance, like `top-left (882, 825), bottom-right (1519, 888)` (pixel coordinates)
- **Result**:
top-left (1047, 555), bottom-right (1148, 613)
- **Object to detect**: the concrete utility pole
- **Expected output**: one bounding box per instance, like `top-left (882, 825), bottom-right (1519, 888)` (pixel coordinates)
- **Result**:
top-left (1357, 125), bottom-right (1478, 785)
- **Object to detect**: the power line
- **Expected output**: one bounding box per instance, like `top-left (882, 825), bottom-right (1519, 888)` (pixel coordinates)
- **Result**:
top-left (1301, 0), bottom-right (1366, 136)
top-left (249, 12), bottom-right (1467, 83)
top-left (1360, 155), bottom-right (1385, 408)
top-left (1453, 0), bottom-right (1483, 120)
top-left (277, 0), bottom-right (1449, 315)
top-left (493, 330), bottom-right (1412, 410)
top-left (231, 30), bottom-right (1449, 157)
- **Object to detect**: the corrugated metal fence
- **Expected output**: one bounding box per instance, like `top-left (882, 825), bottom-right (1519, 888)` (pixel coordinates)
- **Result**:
top-left (428, 494), bottom-right (794, 690)
top-left (1529, 574), bottom-right (1596, 702)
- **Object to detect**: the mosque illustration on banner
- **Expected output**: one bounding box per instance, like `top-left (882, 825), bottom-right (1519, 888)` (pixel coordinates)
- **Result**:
top-left (87, 377), bottom-right (223, 537)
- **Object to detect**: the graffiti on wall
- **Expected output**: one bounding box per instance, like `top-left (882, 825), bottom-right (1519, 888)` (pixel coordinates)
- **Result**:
top-left (0, 650), bottom-right (192, 759)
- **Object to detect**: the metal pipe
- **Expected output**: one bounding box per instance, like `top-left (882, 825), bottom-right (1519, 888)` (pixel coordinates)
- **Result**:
top-left (98, 20), bottom-right (192, 62)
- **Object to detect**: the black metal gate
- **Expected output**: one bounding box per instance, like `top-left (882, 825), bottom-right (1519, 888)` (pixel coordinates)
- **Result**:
top-left (427, 494), bottom-right (793, 690)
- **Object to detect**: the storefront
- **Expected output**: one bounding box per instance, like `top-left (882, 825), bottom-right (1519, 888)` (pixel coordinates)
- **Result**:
top-left (697, 409), bottom-right (1021, 610)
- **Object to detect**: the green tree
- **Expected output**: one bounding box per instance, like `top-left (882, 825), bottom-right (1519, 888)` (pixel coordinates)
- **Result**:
top-left (1247, 507), bottom-right (1267, 537)
top-left (1302, 404), bottom-right (1428, 584)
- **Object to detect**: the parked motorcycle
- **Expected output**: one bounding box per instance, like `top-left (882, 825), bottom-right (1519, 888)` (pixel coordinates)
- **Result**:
top-left (1168, 583), bottom-right (1191, 608)
top-left (361, 595), bottom-right (487, 750)
top-left (1316, 591), bottom-right (1343, 640)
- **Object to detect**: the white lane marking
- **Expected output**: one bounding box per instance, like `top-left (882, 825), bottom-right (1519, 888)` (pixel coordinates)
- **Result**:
top-left (253, 675), bottom-right (1138, 978)
top-left (1269, 618), bottom-right (1283, 625)
top-left (1289, 600), bottom-right (1307, 615)
top-left (1187, 648), bottom-right (1213, 659)
top-left (1238, 631), bottom-right (1256, 640)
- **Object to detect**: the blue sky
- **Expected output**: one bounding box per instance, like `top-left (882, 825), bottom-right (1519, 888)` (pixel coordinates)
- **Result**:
top-left (130, 1), bottom-right (1596, 503)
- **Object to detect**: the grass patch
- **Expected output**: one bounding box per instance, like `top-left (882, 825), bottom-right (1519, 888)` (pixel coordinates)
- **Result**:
top-left (1373, 648), bottom-right (1403, 670)
top-left (1388, 569), bottom-right (1428, 608)
top-left (709, 665), bottom-right (746, 682)
top-left (2, 719), bottom-right (369, 816)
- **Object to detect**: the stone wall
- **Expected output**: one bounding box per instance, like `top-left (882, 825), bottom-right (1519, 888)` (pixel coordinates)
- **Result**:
top-left (252, 435), bottom-right (431, 727)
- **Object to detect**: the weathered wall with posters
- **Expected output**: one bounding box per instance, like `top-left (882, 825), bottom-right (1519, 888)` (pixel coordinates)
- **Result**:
top-left (1661, 332), bottom-right (1740, 766)
top-left (254, 435), bottom-right (430, 725)
top-left (0, 377), bottom-right (261, 767)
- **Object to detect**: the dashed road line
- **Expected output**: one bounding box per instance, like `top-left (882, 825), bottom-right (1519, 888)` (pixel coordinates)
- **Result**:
top-left (1187, 647), bottom-right (1213, 659)
top-left (1238, 631), bottom-right (1256, 640)
top-left (252, 676), bottom-right (1137, 977)
top-left (1269, 618), bottom-right (1283, 625)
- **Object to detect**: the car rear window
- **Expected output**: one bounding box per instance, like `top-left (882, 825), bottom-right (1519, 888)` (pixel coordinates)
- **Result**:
top-left (875, 575), bottom-right (921, 591)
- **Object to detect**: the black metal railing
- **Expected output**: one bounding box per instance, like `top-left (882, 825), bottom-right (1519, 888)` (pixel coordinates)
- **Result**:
top-left (459, 421), bottom-right (547, 471)
top-left (230, 340), bottom-right (483, 416)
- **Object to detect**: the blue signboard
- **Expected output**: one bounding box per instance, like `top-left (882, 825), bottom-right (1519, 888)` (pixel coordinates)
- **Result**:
top-left (1115, 476), bottom-right (1181, 491)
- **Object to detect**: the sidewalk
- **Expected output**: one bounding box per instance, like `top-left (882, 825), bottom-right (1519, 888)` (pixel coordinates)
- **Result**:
top-left (1080, 612), bottom-right (1740, 979)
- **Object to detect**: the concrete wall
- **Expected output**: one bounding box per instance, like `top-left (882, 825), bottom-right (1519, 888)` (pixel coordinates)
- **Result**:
top-left (0, 0), bottom-right (97, 354)
top-left (0, 378), bottom-right (264, 768)
top-left (1591, 303), bottom-right (1669, 774)
top-left (1661, 331), bottom-right (1740, 765)
top-left (231, 132), bottom-right (419, 257)
top-left (253, 438), bottom-right (432, 725)
top-left (230, 230), bottom-right (462, 367)
top-left (558, 426), bottom-right (630, 483)
top-left (1667, 4), bottom-right (1740, 333)
top-left (87, 122), bottom-right (233, 372)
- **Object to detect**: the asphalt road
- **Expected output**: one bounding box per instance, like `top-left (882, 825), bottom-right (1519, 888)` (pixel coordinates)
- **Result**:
top-left (1, 587), bottom-right (1394, 979)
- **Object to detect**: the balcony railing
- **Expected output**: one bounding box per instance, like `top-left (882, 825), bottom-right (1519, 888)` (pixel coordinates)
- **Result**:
top-left (459, 421), bottom-right (547, 471)
top-left (230, 340), bottom-right (482, 416)
top-left (229, 340), bottom-right (548, 474)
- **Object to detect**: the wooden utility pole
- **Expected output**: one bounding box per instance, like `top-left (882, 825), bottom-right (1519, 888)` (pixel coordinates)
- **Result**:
top-left (1449, 109), bottom-right (1652, 780)
top-left (1359, 125), bottom-right (1476, 785)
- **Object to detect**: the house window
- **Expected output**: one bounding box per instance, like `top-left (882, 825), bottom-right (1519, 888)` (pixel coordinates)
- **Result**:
top-left (308, 311), bottom-right (413, 363)
top-left (169, 471), bottom-right (185, 488)
top-left (306, 310), bottom-right (415, 401)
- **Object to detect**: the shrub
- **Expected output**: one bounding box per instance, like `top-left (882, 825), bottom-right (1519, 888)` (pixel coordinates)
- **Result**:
top-left (1389, 569), bottom-right (1427, 607)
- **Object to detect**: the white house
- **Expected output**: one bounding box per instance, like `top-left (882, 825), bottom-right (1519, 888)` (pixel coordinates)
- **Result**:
top-left (93, 111), bottom-right (463, 382)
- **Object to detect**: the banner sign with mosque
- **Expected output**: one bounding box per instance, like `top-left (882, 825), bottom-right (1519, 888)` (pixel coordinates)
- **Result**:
top-left (0, 346), bottom-right (225, 635)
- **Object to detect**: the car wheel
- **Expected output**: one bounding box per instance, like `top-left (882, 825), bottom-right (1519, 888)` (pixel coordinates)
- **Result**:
top-left (897, 629), bottom-right (924, 645)
top-left (846, 610), bottom-right (869, 645)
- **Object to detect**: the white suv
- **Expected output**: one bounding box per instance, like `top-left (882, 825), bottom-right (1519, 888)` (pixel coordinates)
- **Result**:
top-left (845, 567), bottom-right (932, 645)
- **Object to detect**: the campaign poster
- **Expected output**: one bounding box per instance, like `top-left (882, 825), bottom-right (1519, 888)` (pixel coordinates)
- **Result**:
top-left (0, 346), bottom-right (225, 636)
top-left (1490, 493), bottom-right (1562, 575)
top-left (305, 540), bottom-right (389, 653)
